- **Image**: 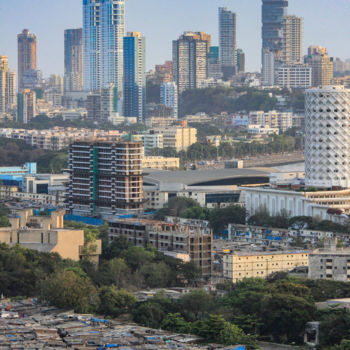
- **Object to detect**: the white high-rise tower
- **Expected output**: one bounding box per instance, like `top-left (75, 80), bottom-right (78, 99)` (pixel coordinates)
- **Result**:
top-left (83, 0), bottom-right (125, 92)
top-left (305, 86), bottom-right (350, 189)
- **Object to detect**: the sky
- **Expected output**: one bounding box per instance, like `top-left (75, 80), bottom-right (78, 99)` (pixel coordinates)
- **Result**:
top-left (1, 0), bottom-right (350, 77)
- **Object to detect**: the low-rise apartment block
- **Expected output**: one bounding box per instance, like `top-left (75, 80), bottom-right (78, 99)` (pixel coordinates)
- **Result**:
top-left (151, 125), bottom-right (197, 152)
top-left (223, 251), bottom-right (309, 283)
top-left (108, 217), bottom-right (213, 276)
top-left (0, 127), bottom-right (123, 151)
top-left (142, 156), bottom-right (180, 170)
top-left (0, 209), bottom-right (101, 262)
top-left (309, 239), bottom-right (350, 281)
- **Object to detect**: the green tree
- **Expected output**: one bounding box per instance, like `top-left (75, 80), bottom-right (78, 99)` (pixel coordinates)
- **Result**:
top-left (98, 285), bottom-right (136, 317)
top-left (161, 313), bottom-right (191, 333)
top-left (139, 262), bottom-right (172, 288)
top-left (40, 268), bottom-right (98, 313)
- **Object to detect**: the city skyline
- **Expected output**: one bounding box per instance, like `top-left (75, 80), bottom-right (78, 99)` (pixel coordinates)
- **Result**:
top-left (1, 0), bottom-right (350, 76)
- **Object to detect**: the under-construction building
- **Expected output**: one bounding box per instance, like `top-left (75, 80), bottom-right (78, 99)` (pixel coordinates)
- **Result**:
top-left (67, 140), bottom-right (143, 217)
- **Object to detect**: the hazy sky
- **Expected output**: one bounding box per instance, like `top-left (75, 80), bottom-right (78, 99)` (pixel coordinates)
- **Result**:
top-left (1, 0), bottom-right (350, 77)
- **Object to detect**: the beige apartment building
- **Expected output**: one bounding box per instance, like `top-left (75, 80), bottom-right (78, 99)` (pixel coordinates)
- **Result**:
top-left (152, 126), bottom-right (197, 152)
top-left (0, 209), bottom-right (101, 262)
top-left (142, 156), bottom-right (180, 170)
top-left (223, 251), bottom-right (309, 283)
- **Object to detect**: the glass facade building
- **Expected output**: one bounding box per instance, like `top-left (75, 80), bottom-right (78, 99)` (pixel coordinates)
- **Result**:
top-left (123, 32), bottom-right (146, 123)
top-left (219, 7), bottom-right (237, 75)
top-left (64, 28), bottom-right (83, 92)
top-left (262, 0), bottom-right (288, 62)
top-left (83, 0), bottom-right (125, 92)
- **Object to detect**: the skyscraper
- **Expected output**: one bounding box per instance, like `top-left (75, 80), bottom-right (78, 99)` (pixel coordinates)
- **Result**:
top-left (305, 86), bottom-right (350, 189)
top-left (83, 0), bottom-right (125, 92)
top-left (64, 28), bottom-right (84, 92)
top-left (305, 46), bottom-right (334, 87)
top-left (219, 7), bottom-right (237, 78)
top-left (123, 32), bottom-right (146, 123)
top-left (262, 0), bottom-right (288, 63)
top-left (282, 15), bottom-right (302, 64)
top-left (262, 49), bottom-right (275, 86)
top-left (0, 56), bottom-right (16, 113)
top-left (173, 32), bottom-right (209, 93)
top-left (17, 89), bottom-right (36, 124)
top-left (236, 49), bottom-right (245, 73)
top-left (17, 29), bottom-right (37, 90)
top-left (161, 82), bottom-right (178, 119)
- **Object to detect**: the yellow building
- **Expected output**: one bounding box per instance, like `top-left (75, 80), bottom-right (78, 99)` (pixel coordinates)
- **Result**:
top-left (142, 156), bottom-right (180, 170)
top-left (223, 251), bottom-right (309, 283)
top-left (153, 126), bottom-right (197, 152)
top-left (0, 185), bottom-right (18, 200)
top-left (0, 209), bottom-right (101, 262)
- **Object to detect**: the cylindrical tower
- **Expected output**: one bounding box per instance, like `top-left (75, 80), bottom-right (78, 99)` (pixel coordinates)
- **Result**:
top-left (305, 86), bottom-right (350, 188)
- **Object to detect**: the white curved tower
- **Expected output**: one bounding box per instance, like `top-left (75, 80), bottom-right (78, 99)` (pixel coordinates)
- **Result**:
top-left (305, 86), bottom-right (350, 188)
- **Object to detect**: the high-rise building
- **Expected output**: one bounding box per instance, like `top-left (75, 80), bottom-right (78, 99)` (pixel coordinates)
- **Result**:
top-left (173, 32), bottom-right (210, 93)
top-left (87, 84), bottom-right (118, 123)
top-left (305, 86), bottom-right (350, 189)
top-left (67, 140), bottom-right (143, 217)
top-left (282, 15), bottom-right (302, 64)
top-left (17, 29), bottom-right (37, 90)
top-left (83, 0), bottom-right (125, 92)
top-left (123, 32), bottom-right (146, 123)
top-left (207, 46), bottom-right (223, 79)
top-left (160, 82), bottom-right (178, 119)
top-left (262, 0), bottom-right (288, 64)
top-left (64, 28), bottom-right (84, 92)
top-left (305, 46), bottom-right (334, 87)
top-left (262, 49), bottom-right (275, 86)
top-left (83, 0), bottom-right (100, 91)
top-left (22, 69), bottom-right (42, 90)
top-left (0, 56), bottom-right (16, 113)
top-left (17, 89), bottom-right (36, 124)
top-left (219, 7), bottom-right (237, 78)
top-left (236, 49), bottom-right (245, 73)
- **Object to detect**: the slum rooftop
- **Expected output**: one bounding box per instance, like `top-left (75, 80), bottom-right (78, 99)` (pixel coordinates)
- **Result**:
top-left (0, 299), bottom-right (242, 350)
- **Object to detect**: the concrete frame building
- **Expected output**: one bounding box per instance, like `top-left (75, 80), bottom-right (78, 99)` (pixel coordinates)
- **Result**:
top-left (173, 32), bottom-right (209, 93)
top-left (17, 29), bottom-right (37, 90)
top-left (305, 86), bottom-right (350, 189)
top-left (64, 28), bottom-right (84, 92)
top-left (309, 241), bottom-right (350, 281)
top-left (123, 32), bottom-right (146, 123)
top-left (160, 82), bottom-right (178, 119)
top-left (67, 140), bottom-right (143, 217)
top-left (108, 217), bottom-right (213, 276)
top-left (219, 7), bottom-right (237, 78)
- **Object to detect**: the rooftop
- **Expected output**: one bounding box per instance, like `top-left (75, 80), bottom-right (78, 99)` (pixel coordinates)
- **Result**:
top-left (144, 167), bottom-right (276, 187)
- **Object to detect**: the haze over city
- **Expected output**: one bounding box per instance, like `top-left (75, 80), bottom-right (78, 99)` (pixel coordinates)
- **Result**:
top-left (1, 0), bottom-right (350, 75)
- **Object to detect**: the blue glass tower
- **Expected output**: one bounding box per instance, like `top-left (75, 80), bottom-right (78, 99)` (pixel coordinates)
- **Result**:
top-left (123, 32), bottom-right (146, 123)
top-left (262, 0), bottom-right (288, 62)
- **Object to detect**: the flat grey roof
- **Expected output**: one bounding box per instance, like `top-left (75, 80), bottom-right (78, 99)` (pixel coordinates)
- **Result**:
top-left (143, 167), bottom-right (276, 186)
